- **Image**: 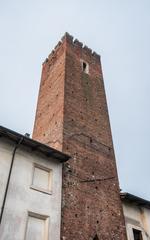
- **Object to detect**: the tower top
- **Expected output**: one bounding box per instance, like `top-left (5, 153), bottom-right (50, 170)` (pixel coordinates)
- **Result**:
top-left (44, 32), bottom-right (100, 64)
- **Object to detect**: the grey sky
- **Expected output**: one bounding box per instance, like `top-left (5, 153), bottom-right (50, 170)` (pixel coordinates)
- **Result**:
top-left (0, 1), bottom-right (150, 199)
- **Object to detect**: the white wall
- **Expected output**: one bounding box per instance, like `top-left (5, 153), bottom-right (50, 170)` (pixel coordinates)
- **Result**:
top-left (0, 139), bottom-right (14, 215)
top-left (122, 201), bottom-right (150, 240)
top-left (0, 139), bottom-right (63, 240)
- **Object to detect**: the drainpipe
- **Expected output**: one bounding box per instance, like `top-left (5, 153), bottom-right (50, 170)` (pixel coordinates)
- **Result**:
top-left (0, 137), bottom-right (24, 224)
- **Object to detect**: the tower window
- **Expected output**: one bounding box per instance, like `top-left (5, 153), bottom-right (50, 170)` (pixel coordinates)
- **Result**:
top-left (83, 62), bottom-right (87, 71)
top-left (133, 229), bottom-right (143, 240)
top-left (81, 60), bottom-right (89, 74)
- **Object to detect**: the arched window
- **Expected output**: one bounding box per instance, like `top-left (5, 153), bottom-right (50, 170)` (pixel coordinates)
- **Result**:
top-left (80, 59), bottom-right (89, 74)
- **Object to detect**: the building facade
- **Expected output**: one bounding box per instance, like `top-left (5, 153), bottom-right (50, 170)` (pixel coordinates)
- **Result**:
top-left (0, 126), bottom-right (69, 240)
top-left (121, 193), bottom-right (150, 240)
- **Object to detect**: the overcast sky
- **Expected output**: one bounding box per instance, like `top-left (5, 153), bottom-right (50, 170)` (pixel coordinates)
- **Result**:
top-left (0, 0), bottom-right (150, 199)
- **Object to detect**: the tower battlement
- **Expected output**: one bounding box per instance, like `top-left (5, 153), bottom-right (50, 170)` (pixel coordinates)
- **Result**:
top-left (44, 32), bottom-right (100, 65)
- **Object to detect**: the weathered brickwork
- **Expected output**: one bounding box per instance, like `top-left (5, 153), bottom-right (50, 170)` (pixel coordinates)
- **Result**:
top-left (33, 33), bottom-right (127, 240)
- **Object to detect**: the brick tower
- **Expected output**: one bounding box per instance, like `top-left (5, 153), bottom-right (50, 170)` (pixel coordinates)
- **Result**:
top-left (33, 33), bottom-right (127, 240)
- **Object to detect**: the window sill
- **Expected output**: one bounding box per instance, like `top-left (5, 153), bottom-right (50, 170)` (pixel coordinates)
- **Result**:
top-left (30, 185), bottom-right (52, 195)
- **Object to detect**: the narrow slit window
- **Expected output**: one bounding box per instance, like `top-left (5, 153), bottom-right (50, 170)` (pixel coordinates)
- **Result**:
top-left (81, 60), bottom-right (89, 74)
top-left (83, 62), bottom-right (87, 72)
top-left (133, 228), bottom-right (143, 240)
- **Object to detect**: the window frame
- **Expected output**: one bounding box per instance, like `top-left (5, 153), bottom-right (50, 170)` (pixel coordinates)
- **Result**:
top-left (25, 211), bottom-right (49, 240)
top-left (30, 163), bottom-right (53, 195)
top-left (132, 228), bottom-right (143, 240)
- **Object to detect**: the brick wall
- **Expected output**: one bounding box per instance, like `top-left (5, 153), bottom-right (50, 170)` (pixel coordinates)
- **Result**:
top-left (33, 33), bottom-right (127, 240)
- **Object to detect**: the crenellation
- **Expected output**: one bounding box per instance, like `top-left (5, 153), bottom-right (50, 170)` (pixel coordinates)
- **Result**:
top-left (92, 51), bottom-right (100, 61)
top-left (44, 33), bottom-right (100, 65)
top-left (42, 57), bottom-right (49, 65)
top-left (54, 41), bottom-right (62, 50)
top-left (63, 32), bottom-right (74, 43)
top-left (48, 46), bottom-right (61, 61)
top-left (83, 45), bottom-right (92, 55)
top-left (73, 39), bottom-right (83, 48)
